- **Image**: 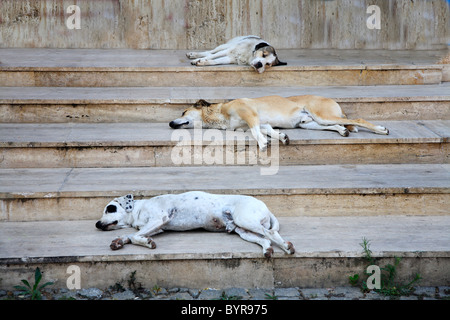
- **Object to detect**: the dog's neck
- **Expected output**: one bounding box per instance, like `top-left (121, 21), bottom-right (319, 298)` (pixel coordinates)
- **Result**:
top-left (201, 103), bottom-right (229, 129)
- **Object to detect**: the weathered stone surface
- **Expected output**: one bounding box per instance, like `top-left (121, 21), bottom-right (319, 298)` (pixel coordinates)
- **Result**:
top-left (0, 216), bottom-right (449, 290)
top-left (0, 0), bottom-right (448, 49)
top-left (0, 49), bottom-right (446, 87)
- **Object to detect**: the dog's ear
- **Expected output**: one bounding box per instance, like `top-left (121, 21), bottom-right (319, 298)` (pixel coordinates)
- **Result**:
top-left (273, 57), bottom-right (287, 66)
top-left (114, 194), bottom-right (134, 213)
top-left (254, 42), bottom-right (269, 51)
top-left (194, 99), bottom-right (211, 108)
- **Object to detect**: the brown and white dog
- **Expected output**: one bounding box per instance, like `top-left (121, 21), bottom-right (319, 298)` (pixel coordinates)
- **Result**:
top-left (169, 95), bottom-right (389, 150)
top-left (186, 35), bottom-right (287, 73)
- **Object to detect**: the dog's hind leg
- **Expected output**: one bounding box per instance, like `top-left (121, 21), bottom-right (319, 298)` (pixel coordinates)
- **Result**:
top-left (298, 121), bottom-right (350, 137)
top-left (235, 211), bottom-right (295, 255)
top-left (322, 117), bottom-right (389, 135)
top-left (305, 110), bottom-right (388, 135)
top-left (234, 227), bottom-right (274, 258)
top-left (252, 213), bottom-right (295, 255)
top-left (261, 228), bottom-right (295, 255)
top-left (222, 209), bottom-right (237, 233)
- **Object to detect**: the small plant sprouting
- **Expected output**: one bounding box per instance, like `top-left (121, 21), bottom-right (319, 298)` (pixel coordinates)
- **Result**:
top-left (14, 267), bottom-right (54, 300)
top-left (264, 293), bottom-right (278, 300)
top-left (152, 284), bottom-right (162, 295)
top-left (350, 237), bottom-right (422, 297)
top-left (348, 274), bottom-right (359, 286)
top-left (218, 292), bottom-right (242, 300)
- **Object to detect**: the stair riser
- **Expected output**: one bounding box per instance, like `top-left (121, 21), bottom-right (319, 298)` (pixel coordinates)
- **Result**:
top-left (0, 142), bottom-right (447, 168)
top-left (1, 101), bottom-right (449, 123)
top-left (2, 193), bottom-right (448, 222)
top-left (1, 256), bottom-right (447, 290)
top-left (0, 68), bottom-right (442, 87)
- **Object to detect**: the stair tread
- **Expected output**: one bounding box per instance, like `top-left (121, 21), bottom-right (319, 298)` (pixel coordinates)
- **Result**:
top-left (1, 164), bottom-right (448, 199)
top-left (1, 216), bottom-right (449, 263)
top-left (0, 48), bottom-right (446, 70)
top-left (1, 84), bottom-right (450, 104)
top-left (0, 120), bottom-right (448, 147)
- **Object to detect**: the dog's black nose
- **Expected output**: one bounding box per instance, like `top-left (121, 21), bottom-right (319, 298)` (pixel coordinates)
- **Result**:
top-left (254, 62), bottom-right (263, 69)
top-left (95, 221), bottom-right (103, 229)
top-left (169, 120), bottom-right (189, 129)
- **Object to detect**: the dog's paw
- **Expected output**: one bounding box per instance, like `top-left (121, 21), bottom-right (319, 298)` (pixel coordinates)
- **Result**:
top-left (192, 58), bottom-right (208, 66)
top-left (281, 133), bottom-right (290, 145)
top-left (264, 246), bottom-right (274, 259)
top-left (110, 238), bottom-right (124, 250)
top-left (258, 139), bottom-right (269, 151)
top-left (287, 241), bottom-right (295, 254)
top-left (339, 128), bottom-right (350, 137)
top-left (146, 238), bottom-right (157, 249)
top-left (186, 52), bottom-right (199, 59)
top-left (190, 59), bottom-right (202, 66)
top-left (376, 126), bottom-right (389, 135)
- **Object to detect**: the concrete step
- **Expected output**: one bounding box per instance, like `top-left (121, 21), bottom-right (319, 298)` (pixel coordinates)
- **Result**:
top-left (0, 121), bottom-right (448, 169)
top-left (0, 164), bottom-right (448, 221)
top-left (1, 84), bottom-right (450, 123)
top-left (0, 216), bottom-right (448, 289)
top-left (0, 49), bottom-right (445, 87)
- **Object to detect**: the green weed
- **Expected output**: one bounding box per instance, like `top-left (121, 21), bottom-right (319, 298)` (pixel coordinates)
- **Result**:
top-left (14, 267), bottom-right (54, 300)
top-left (350, 237), bottom-right (421, 297)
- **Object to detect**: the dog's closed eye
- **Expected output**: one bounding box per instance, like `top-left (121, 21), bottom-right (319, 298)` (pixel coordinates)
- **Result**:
top-left (106, 204), bottom-right (117, 213)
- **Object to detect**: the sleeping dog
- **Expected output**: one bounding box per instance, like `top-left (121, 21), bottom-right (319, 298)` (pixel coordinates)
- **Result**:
top-left (169, 95), bottom-right (389, 150)
top-left (186, 35), bottom-right (287, 73)
top-left (96, 191), bottom-right (295, 258)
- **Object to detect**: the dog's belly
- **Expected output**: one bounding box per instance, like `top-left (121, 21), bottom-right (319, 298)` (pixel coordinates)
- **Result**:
top-left (261, 117), bottom-right (295, 129)
top-left (156, 191), bottom-right (234, 232)
top-left (163, 213), bottom-right (226, 232)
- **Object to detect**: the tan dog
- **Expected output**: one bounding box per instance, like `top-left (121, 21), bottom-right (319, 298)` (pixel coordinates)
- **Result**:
top-left (169, 95), bottom-right (389, 150)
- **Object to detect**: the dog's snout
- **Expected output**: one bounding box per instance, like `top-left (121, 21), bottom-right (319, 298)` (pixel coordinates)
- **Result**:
top-left (169, 120), bottom-right (189, 129)
top-left (96, 220), bottom-right (118, 231)
top-left (254, 62), bottom-right (263, 69)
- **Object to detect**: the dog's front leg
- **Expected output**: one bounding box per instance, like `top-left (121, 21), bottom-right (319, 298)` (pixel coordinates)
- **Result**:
top-left (260, 124), bottom-right (290, 145)
top-left (192, 56), bottom-right (232, 66)
top-left (110, 235), bottom-right (131, 250)
top-left (129, 215), bottom-right (173, 249)
top-left (249, 126), bottom-right (269, 150)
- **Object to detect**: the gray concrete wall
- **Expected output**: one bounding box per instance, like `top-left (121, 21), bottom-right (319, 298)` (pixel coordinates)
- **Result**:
top-left (0, 0), bottom-right (449, 49)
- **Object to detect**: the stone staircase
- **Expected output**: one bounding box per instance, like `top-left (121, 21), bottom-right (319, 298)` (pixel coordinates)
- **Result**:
top-left (0, 48), bottom-right (449, 290)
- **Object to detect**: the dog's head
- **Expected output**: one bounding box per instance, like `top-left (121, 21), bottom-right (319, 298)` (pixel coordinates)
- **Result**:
top-left (95, 194), bottom-right (134, 231)
top-left (251, 42), bottom-right (287, 73)
top-left (169, 99), bottom-right (210, 129)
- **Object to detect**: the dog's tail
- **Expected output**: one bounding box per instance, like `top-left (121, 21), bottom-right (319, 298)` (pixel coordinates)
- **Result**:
top-left (268, 212), bottom-right (280, 232)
